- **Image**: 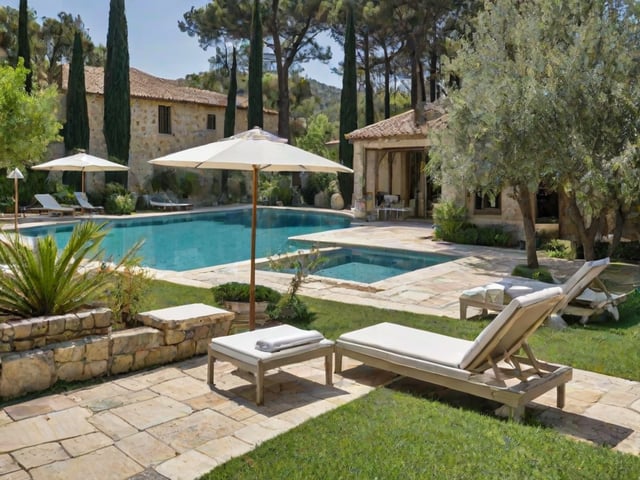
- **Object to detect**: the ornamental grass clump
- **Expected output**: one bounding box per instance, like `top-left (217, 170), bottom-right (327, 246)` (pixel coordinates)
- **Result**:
top-left (0, 221), bottom-right (142, 318)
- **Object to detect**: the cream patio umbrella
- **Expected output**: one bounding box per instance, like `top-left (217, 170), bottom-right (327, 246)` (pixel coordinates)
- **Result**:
top-left (149, 127), bottom-right (353, 330)
top-left (31, 152), bottom-right (129, 193)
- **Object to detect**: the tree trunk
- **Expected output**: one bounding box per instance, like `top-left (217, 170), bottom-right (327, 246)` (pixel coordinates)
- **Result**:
top-left (429, 51), bottom-right (438, 102)
top-left (608, 206), bottom-right (625, 257)
top-left (276, 60), bottom-right (290, 140)
top-left (384, 48), bottom-right (391, 119)
top-left (515, 185), bottom-right (539, 269)
top-left (364, 31), bottom-right (374, 126)
top-left (565, 193), bottom-right (604, 260)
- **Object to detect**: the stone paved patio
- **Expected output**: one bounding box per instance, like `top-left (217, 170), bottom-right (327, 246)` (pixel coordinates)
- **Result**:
top-left (1, 218), bottom-right (639, 479)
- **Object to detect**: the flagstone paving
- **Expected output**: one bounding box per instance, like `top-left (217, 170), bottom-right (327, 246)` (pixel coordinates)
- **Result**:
top-left (1, 220), bottom-right (639, 479)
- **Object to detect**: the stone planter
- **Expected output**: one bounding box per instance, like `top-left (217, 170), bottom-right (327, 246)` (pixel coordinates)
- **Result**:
top-left (224, 301), bottom-right (270, 327)
top-left (0, 304), bottom-right (235, 400)
top-left (330, 192), bottom-right (345, 210)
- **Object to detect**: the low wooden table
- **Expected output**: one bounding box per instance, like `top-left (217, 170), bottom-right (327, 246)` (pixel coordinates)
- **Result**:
top-left (208, 325), bottom-right (334, 405)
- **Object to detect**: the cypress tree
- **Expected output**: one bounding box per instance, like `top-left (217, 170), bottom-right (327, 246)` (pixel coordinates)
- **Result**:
top-left (224, 46), bottom-right (237, 138)
top-left (104, 0), bottom-right (131, 185)
top-left (338, 3), bottom-right (357, 207)
top-left (65, 31), bottom-right (90, 153)
top-left (222, 46), bottom-right (238, 200)
top-left (247, 0), bottom-right (263, 129)
top-left (17, 0), bottom-right (32, 93)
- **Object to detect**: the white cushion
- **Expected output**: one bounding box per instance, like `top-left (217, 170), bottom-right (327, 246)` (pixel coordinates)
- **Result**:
top-left (337, 322), bottom-right (471, 368)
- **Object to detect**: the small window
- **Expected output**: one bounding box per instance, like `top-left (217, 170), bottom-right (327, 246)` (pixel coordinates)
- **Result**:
top-left (206, 114), bottom-right (216, 130)
top-left (474, 191), bottom-right (501, 214)
top-left (158, 105), bottom-right (171, 134)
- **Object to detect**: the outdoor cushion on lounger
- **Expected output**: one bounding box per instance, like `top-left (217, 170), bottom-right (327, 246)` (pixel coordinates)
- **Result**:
top-left (336, 287), bottom-right (572, 420)
top-left (74, 192), bottom-right (104, 213)
top-left (34, 194), bottom-right (75, 216)
top-left (208, 324), bottom-right (334, 405)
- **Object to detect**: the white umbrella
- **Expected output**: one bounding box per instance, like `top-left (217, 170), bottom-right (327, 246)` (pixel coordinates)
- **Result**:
top-left (31, 152), bottom-right (129, 192)
top-left (149, 127), bottom-right (353, 330)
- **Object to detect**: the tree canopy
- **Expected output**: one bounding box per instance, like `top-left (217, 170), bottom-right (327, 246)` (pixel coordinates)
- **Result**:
top-left (428, 0), bottom-right (640, 264)
top-left (180, 0), bottom-right (332, 140)
top-left (103, 0), bottom-right (131, 168)
top-left (0, 61), bottom-right (61, 166)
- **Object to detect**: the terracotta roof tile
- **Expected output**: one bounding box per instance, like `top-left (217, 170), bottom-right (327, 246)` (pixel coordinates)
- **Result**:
top-left (346, 102), bottom-right (447, 141)
top-left (61, 65), bottom-right (250, 109)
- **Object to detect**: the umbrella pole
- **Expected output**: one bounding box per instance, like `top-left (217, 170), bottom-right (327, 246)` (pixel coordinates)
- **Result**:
top-left (13, 176), bottom-right (18, 232)
top-left (82, 171), bottom-right (85, 193)
top-left (249, 165), bottom-right (258, 331)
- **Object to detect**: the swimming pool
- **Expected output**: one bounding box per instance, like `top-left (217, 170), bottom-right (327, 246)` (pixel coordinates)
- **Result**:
top-left (21, 208), bottom-right (351, 272)
top-left (262, 247), bottom-right (458, 284)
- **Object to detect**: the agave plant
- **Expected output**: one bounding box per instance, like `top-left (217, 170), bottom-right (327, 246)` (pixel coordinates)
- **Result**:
top-left (0, 221), bottom-right (142, 318)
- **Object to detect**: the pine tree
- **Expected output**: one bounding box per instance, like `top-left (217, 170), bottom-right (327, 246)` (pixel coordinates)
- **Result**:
top-left (247, 0), bottom-right (263, 129)
top-left (104, 0), bottom-right (131, 184)
top-left (338, 3), bottom-right (357, 207)
top-left (65, 31), bottom-right (90, 153)
top-left (17, 0), bottom-right (32, 93)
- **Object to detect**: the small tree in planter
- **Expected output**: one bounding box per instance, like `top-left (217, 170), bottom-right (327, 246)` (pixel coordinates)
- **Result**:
top-left (211, 282), bottom-right (281, 327)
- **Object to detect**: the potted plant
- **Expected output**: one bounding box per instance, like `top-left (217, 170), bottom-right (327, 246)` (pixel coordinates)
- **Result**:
top-left (211, 282), bottom-right (281, 326)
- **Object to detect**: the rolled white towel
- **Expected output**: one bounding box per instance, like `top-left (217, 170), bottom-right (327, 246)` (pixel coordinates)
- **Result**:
top-left (255, 329), bottom-right (324, 352)
top-left (460, 286), bottom-right (486, 301)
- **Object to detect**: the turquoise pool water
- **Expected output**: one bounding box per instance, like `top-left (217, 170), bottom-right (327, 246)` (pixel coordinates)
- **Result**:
top-left (263, 247), bottom-right (458, 284)
top-left (21, 208), bottom-right (351, 272)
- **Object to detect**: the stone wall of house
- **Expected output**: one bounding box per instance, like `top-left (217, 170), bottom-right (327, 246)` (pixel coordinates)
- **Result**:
top-left (55, 91), bottom-right (278, 201)
top-left (0, 307), bottom-right (234, 400)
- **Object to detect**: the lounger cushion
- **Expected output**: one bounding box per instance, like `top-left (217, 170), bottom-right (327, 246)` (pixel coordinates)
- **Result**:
top-left (210, 324), bottom-right (333, 365)
top-left (337, 322), bottom-right (472, 368)
top-left (460, 287), bottom-right (563, 370)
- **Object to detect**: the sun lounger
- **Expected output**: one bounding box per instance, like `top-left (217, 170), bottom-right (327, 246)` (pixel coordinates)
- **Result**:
top-left (34, 194), bottom-right (76, 216)
top-left (335, 287), bottom-right (571, 420)
top-left (459, 257), bottom-right (624, 324)
top-left (208, 324), bottom-right (334, 405)
top-left (149, 193), bottom-right (193, 211)
top-left (74, 192), bottom-right (104, 214)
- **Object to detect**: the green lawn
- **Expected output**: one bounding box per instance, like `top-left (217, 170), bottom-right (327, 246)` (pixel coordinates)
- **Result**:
top-left (167, 283), bottom-right (639, 479)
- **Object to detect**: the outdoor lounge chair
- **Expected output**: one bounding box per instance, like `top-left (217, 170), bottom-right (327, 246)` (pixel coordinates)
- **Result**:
top-left (335, 287), bottom-right (572, 420)
top-left (208, 324), bottom-right (334, 405)
top-left (74, 192), bottom-right (104, 214)
top-left (148, 192), bottom-right (193, 211)
top-left (459, 257), bottom-right (627, 324)
top-left (34, 194), bottom-right (75, 216)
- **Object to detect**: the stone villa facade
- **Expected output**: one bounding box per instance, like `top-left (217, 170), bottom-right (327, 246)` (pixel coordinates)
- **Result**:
top-left (57, 66), bottom-right (278, 200)
top-left (347, 102), bottom-right (554, 242)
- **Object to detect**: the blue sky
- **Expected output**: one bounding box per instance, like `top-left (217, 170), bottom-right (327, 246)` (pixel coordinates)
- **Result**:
top-left (22, 0), bottom-right (342, 87)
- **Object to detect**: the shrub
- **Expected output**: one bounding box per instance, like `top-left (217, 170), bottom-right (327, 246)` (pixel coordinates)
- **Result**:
top-left (433, 202), bottom-right (469, 241)
top-left (543, 239), bottom-right (575, 259)
top-left (511, 264), bottom-right (555, 283)
top-left (0, 222), bottom-right (142, 318)
top-left (104, 182), bottom-right (135, 214)
top-left (476, 226), bottom-right (513, 247)
top-left (211, 282), bottom-right (281, 304)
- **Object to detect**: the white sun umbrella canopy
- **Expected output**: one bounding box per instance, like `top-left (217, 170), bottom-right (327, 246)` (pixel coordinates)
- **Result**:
top-left (32, 152), bottom-right (129, 192)
top-left (149, 126), bottom-right (353, 330)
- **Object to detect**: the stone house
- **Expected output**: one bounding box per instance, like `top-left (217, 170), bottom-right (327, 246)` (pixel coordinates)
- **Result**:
top-left (347, 102), bottom-right (562, 242)
top-left (58, 65), bottom-right (278, 200)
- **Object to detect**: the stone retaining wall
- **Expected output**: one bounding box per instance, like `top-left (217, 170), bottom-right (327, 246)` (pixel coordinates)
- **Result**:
top-left (0, 306), bottom-right (234, 400)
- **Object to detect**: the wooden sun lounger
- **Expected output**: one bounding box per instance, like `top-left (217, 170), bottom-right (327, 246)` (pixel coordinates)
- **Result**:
top-left (335, 287), bottom-right (572, 420)
top-left (459, 258), bottom-right (618, 323)
top-left (208, 324), bottom-right (334, 405)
